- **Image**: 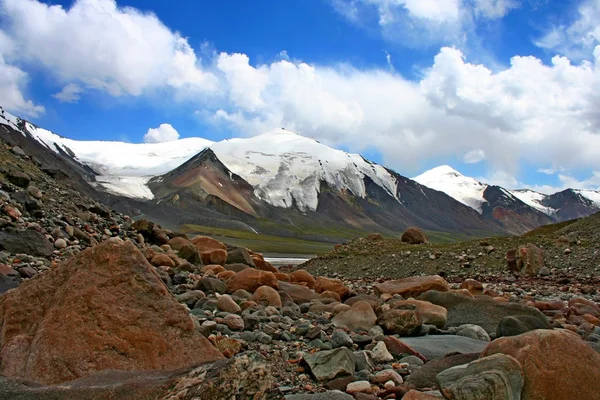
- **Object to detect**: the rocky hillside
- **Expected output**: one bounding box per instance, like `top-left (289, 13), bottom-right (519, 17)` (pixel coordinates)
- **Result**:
top-left (0, 132), bottom-right (599, 399)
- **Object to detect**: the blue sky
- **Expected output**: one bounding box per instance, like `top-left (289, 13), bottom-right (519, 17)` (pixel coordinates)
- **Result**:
top-left (1, 0), bottom-right (600, 193)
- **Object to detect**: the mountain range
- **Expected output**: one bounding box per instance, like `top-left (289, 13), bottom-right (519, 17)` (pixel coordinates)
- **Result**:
top-left (1, 106), bottom-right (599, 243)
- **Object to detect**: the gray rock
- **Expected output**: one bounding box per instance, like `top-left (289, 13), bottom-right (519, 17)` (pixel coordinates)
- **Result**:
top-left (354, 351), bottom-right (375, 372)
top-left (436, 353), bottom-right (524, 400)
top-left (331, 330), bottom-right (353, 349)
top-left (226, 247), bottom-right (255, 267)
top-left (303, 348), bottom-right (356, 382)
top-left (406, 353), bottom-right (480, 389)
top-left (397, 336), bottom-right (488, 360)
top-left (456, 324), bottom-right (491, 342)
top-left (196, 277), bottom-right (227, 294)
top-left (418, 290), bottom-right (547, 334)
top-left (0, 229), bottom-right (54, 257)
top-left (285, 390), bottom-right (354, 399)
top-left (11, 146), bottom-right (26, 157)
top-left (496, 315), bottom-right (550, 338)
top-left (7, 169), bottom-right (30, 187)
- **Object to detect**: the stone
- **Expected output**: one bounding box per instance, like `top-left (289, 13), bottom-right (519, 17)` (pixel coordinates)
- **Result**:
top-left (331, 330), bottom-right (353, 348)
top-left (11, 146), bottom-right (26, 157)
top-left (0, 241), bottom-right (223, 384)
top-left (227, 269), bottom-right (278, 293)
top-left (378, 309), bottom-right (422, 336)
top-left (211, 337), bottom-right (244, 358)
top-left (303, 348), bottom-right (356, 382)
top-left (278, 281), bottom-right (319, 304)
top-left (346, 381), bottom-right (372, 394)
top-left (190, 235), bottom-right (226, 252)
top-left (482, 329), bottom-right (600, 400)
top-left (201, 249), bottom-right (228, 266)
top-left (373, 369), bottom-right (403, 385)
top-left (27, 186), bottom-right (43, 199)
top-left (371, 341), bottom-right (394, 363)
top-left (383, 336), bottom-right (426, 361)
top-left (253, 257), bottom-right (277, 272)
top-left (7, 169), bottom-right (30, 188)
top-left (196, 277), bottom-right (228, 294)
top-left (332, 300), bottom-right (377, 332)
top-left (403, 390), bottom-right (444, 399)
top-left (226, 247), bottom-right (255, 267)
top-left (390, 299), bottom-right (447, 328)
top-left (397, 336), bottom-right (488, 360)
top-left (221, 314), bottom-right (244, 331)
top-left (290, 269), bottom-right (316, 289)
top-left (460, 279), bottom-right (483, 295)
top-left (320, 291), bottom-right (342, 302)
top-left (436, 353), bottom-right (523, 400)
top-left (217, 294), bottom-right (241, 313)
top-left (406, 353), bottom-right (480, 389)
top-left (177, 244), bottom-right (201, 265)
top-left (455, 324), bottom-right (491, 342)
top-left (166, 237), bottom-right (193, 251)
top-left (286, 391), bottom-right (354, 399)
top-left (418, 290), bottom-right (548, 334)
top-left (150, 253), bottom-right (175, 268)
top-left (401, 227), bottom-right (429, 244)
top-left (252, 285), bottom-right (282, 308)
top-left (506, 244), bottom-right (544, 276)
top-left (0, 229), bottom-right (54, 257)
top-left (496, 315), bottom-right (550, 338)
top-left (175, 290), bottom-right (205, 306)
top-left (54, 238), bottom-right (67, 249)
top-left (315, 277), bottom-right (350, 300)
top-left (374, 275), bottom-right (449, 298)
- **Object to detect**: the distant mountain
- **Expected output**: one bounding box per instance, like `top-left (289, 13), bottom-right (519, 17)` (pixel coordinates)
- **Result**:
top-left (0, 107), bottom-right (502, 240)
top-left (414, 165), bottom-right (600, 233)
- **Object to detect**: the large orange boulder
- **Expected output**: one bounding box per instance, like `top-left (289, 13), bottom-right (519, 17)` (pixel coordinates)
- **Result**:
top-left (278, 281), bottom-right (319, 304)
top-left (252, 257), bottom-right (278, 273)
top-left (201, 249), bottom-right (228, 266)
top-left (482, 329), bottom-right (600, 400)
top-left (0, 240), bottom-right (223, 385)
top-left (401, 227), bottom-right (429, 244)
top-left (252, 286), bottom-right (282, 308)
top-left (166, 236), bottom-right (193, 251)
top-left (506, 244), bottom-right (544, 276)
top-left (290, 269), bottom-right (316, 289)
top-left (315, 276), bottom-right (350, 300)
top-left (390, 299), bottom-right (447, 328)
top-left (190, 235), bottom-right (226, 252)
top-left (226, 269), bottom-right (278, 293)
top-left (374, 275), bottom-right (449, 298)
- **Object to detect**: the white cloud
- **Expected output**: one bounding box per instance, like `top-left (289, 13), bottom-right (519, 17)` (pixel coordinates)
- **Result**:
top-left (537, 165), bottom-right (566, 175)
top-left (478, 170), bottom-right (518, 187)
top-left (0, 0), bottom-right (217, 98)
top-left (0, 54), bottom-right (44, 117)
top-left (534, 0), bottom-right (600, 61)
top-left (471, 0), bottom-right (520, 19)
top-left (463, 148), bottom-right (486, 163)
top-left (557, 171), bottom-right (600, 190)
top-left (143, 124), bottom-right (180, 143)
top-left (52, 83), bottom-right (83, 103)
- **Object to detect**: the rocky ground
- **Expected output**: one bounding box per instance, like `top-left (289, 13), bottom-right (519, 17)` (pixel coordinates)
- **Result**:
top-left (0, 138), bottom-right (599, 399)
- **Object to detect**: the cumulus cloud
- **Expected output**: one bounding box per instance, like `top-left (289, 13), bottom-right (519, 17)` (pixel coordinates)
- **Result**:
top-left (535, 0), bottom-right (600, 61)
top-left (0, 55), bottom-right (44, 117)
top-left (463, 148), bottom-right (486, 163)
top-left (143, 124), bottom-right (180, 143)
top-left (52, 83), bottom-right (83, 103)
top-left (0, 0), bottom-right (217, 98)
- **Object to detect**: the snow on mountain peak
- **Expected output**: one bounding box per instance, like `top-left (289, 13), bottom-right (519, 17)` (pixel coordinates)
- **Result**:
top-left (210, 131), bottom-right (399, 212)
top-left (413, 165), bottom-right (488, 213)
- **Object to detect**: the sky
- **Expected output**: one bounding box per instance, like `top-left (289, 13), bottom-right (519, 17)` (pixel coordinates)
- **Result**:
top-left (0, 0), bottom-right (600, 194)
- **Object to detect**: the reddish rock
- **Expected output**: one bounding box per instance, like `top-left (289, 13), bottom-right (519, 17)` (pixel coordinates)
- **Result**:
top-left (217, 270), bottom-right (236, 280)
top-left (201, 264), bottom-right (226, 275)
top-left (383, 336), bottom-right (427, 361)
top-left (374, 275), bottom-right (449, 298)
top-left (482, 329), bottom-right (600, 400)
top-left (0, 241), bottom-right (223, 385)
top-left (290, 269), bottom-right (316, 289)
top-left (401, 227), bottom-right (429, 244)
top-left (403, 390), bottom-right (444, 399)
top-left (274, 272), bottom-right (291, 282)
top-left (226, 269), bottom-right (278, 293)
top-left (166, 236), bottom-right (193, 251)
top-left (201, 249), bottom-right (228, 266)
top-left (278, 281), bottom-right (319, 304)
top-left (252, 257), bottom-right (277, 273)
top-left (460, 279), bottom-right (484, 295)
top-left (534, 300), bottom-right (565, 311)
top-left (390, 299), bottom-right (447, 328)
top-left (211, 337), bottom-right (244, 358)
top-left (507, 244), bottom-right (544, 276)
top-left (569, 298), bottom-right (600, 317)
top-left (319, 290), bottom-right (342, 302)
top-left (378, 309), bottom-right (422, 335)
top-left (315, 277), bottom-right (350, 300)
top-left (217, 294), bottom-right (241, 313)
top-left (150, 253), bottom-right (175, 268)
top-left (252, 286), bottom-right (282, 308)
top-left (190, 235), bottom-right (226, 252)
top-left (332, 300), bottom-right (377, 332)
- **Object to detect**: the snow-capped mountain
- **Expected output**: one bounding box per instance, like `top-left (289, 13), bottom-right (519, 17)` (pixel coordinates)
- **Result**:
top-left (508, 189), bottom-right (557, 215)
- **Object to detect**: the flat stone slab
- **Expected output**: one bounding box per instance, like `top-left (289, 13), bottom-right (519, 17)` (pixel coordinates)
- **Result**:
top-left (396, 335), bottom-right (488, 360)
top-left (286, 390), bottom-right (354, 399)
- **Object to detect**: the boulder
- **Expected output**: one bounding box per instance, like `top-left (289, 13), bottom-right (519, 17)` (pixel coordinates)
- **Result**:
top-left (7, 169), bottom-right (31, 188)
top-left (303, 348), bottom-right (356, 382)
top-left (150, 253), bottom-right (175, 268)
top-left (253, 257), bottom-right (277, 273)
top-left (377, 309), bottom-right (422, 336)
top-left (0, 229), bottom-right (54, 257)
top-left (506, 244), bottom-right (544, 276)
top-left (201, 249), bottom-right (228, 266)
top-left (401, 227), bottom-right (429, 244)
top-left (278, 281), bottom-right (319, 304)
top-left (496, 315), bottom-right (550, 338)
top-left (217, 294), bottom-right (241, 313)
top-left (196, 277), bottom-right (228, 294)
top-left (290, 269), bottom-right (316, 289)
top-left (286, 391), bottom-right (354, 400)
top-left (406, 353), bottom-right (480, 389)
top-left (227, 269), bottom-right (278, 293)
top-left (418, 290), bottom-right (548, 334)
top-left (252, 285), bottom-right (282, 308)
top-left (436, 353), bottom-right (524, 400)
top-left (460, 279), bottom-right (484, 295)
top-left (0, 241), bottom-right (223, 384)
top-left (374, 275), bottom-right (449, 298)
top-left (482, 329), bottom-right (600, 400)
top-left (190, 235), bottom-right (226, 252)
top-left (315, 277), bottom-right (350, 300)
top-left (177, 244), bottom-right (201, 265)
top-left (390, 299), bottom-right (447, 328)
top-left (383, 336), bottom-right (427, 361)
top-left (403, 390), bottom-right (444, 399)
top-left (226, 247), bottom-right (255, 267)
top-left (397, 336), bottom-right (488, 360)
top-left (332, 301), bottom-right (377, 332)
top-left (166, 237), bottom-right (193, 251)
